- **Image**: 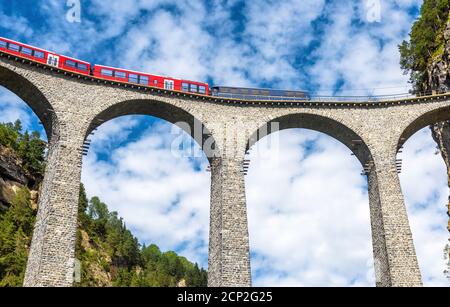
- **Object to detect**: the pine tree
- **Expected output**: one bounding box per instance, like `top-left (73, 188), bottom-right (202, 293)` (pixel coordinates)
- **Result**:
top-left (0, 188), bottom-right (35, 287)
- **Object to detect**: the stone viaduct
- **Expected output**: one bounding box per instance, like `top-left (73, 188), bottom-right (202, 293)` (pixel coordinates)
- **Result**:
top-left (0, 51), bottom-right (449, 287)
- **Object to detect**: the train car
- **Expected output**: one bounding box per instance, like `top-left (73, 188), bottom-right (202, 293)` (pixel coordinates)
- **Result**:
top-left (93, 64), bottom-right (209, 95)
top-left (211, 86), bottom-right (310, 101)
top-left (0, 37), bottom-right (91, 76)
top-left (0, 36), bottom-right (315, 102)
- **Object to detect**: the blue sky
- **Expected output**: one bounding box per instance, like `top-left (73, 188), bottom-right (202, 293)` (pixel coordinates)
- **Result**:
top-left (0, 0), bottom-right (449, 286)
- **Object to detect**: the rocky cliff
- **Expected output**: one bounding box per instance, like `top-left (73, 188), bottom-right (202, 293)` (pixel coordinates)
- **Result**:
top-left (428, 18), bottom-right (450, 238)
top-left (0, 145), bottom-right (39, 210)
top-left (427, 20), bottom-right (450, 93)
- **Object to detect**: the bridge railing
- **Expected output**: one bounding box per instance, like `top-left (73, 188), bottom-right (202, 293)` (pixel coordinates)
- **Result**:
top-left (310, 93), bottom-right (417, 103)
top-left (213, 90), bottom-right (448, 103)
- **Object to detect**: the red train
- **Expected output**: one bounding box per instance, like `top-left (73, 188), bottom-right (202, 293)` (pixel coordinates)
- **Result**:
top-left (0, 37), bottom-right (209, 95)
top-left (0, 37), bottom-right (310, 100)
top-left (93, 65), bottom-right (208, 94)
top-left (0, 37), bottom-right (91, 76)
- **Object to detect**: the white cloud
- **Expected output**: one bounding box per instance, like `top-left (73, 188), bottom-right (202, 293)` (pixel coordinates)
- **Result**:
top-left (82, 118), bottom-right (211, 266)
top-left (0, 10), bottom-right (33, 38)
top-left (246, 130), bottom-right (374, 287)
top-left (0, 88), bottom-right (33, 130)
top-left (246, 128), bottom-right (449, 287)
top-left (400, 128), bottom-right (450, 287)
top-left (308, 1), bottom-right (422, 96)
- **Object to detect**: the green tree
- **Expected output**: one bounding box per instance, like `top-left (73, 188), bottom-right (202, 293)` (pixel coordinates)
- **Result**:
top-left (0, 121), bottom-right (46, 178)
top-left (0, 122), bottom-right (19, 149)
top-left (88, 197), bottom-right (109, 238)
top-left (142, 244), bottom-right (161, 265)
top-left (399, 0), bottom-right (450, 92)
top-left (0, 188), bottom-right (35, 287)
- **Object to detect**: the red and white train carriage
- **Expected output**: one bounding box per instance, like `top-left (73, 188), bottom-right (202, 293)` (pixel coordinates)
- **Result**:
top-left (93, 64), bottom-right (209, 94)
top-left (0, 37), bottom-right (91, 76)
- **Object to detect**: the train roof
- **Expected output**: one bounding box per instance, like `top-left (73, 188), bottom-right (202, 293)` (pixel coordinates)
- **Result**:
top-left (0, 37), bottom-right (90, 65)
top-left (93, 64), bottom-right (207, 84)
top-left (0, 36), bottom-right (52, 54)
top-left (93, 64), bottom-right (170, 77)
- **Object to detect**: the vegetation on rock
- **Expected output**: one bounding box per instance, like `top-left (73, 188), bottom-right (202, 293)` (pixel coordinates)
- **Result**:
top-left (399, 0), bottom-right (450, 93)
top-left (76, 185), bottom-right (207, 287)
top-left (0, 121), bottom-right (207, 287)
top-left (400, 0), bottom-right (450, 279)
top-left (0, 120), bottom-right (46, 180)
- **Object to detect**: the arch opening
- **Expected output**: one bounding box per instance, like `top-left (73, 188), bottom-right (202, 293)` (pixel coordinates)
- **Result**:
top-left (86, 99), bottom-right (217, 161)
top-left (78, 114), bottom-right (212, 287)
top-left (0, 85), bottom-right (50, 287)
top-left (247, 113), bottom-right (372, 167)
top-left (0, 64), bottom-right (57, 140)
top-left (244, 113), bottom-right (375, 286)
top-left (397, 109), bottom-right (450, 286)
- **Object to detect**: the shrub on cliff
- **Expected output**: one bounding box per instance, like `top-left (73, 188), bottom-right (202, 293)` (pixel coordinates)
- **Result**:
top-left (399, 0), bottom-right (450, 92)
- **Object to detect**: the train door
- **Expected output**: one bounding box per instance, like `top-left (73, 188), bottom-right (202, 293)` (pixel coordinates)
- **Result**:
top-left (47, 54), bottom-right (60, 67)
top-left (164, 79), bottom-right (174, 90)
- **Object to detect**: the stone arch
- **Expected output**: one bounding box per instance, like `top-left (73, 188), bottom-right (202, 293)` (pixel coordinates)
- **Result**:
top-left (85, 99), bottom-right (218, 161)
top-left (243, 112), bottom-right (399, 286)
top-left (396, 104), bottom-right (450, 286)
top-left (0, 64), bottom-right (58, 141)
top-left (80, 98), bottom-right (217, 281)
top-left (398, 105), bottom-right (450, 151)
top-left (246, 112), bottom-right (373, 166)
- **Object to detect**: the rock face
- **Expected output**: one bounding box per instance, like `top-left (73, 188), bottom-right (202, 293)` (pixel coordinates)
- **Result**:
top-left (427, 21), bottom-right (450, 93)
top-left (431, 123), bottom-right (450, 234)
top-left (428, 18), bottom-right (450, 240)
top-left (0, 145), bottom-right (39, 208)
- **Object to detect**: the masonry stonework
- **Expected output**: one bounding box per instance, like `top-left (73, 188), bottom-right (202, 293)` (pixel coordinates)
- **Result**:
top-left (1, 55), bottom-right (449, 287)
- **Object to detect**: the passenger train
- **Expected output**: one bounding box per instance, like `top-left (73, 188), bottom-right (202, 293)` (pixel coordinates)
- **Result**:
top-left (0, 37), bottom-right (310, 101)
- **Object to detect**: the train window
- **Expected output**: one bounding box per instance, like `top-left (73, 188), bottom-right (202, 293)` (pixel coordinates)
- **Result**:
top-left (0, 40), bottom-right (6, 48)
top-left (139, 76), bottom-right (149, 85)
top-left (153, 80), bottom-right (158, 85)
top-left (221, 88), bottom-right (229, 93)
top-left (34, 51), bottom-right (44, 59)
top-left (101, 69), bottom-right (113, 77)
top-left (8, 43), bottom-right (20, 52)
top-left (128, 74), bottom-right (138, 83)
top-left (252, 90), bottom-right (259, 95)
top-left (231, 89), bottom-right (238, 94)
top-left (190, 84), bottom-right (198, 92)
top-left (182, 83), bottom-right (189, 92)
top-left (21, 47), bottom-right (33, 55)
top-left (115, 71), bottom-right (126, 79)
top-left (240, 89), bottom-right (249, 94)
top-left (262, 90), bottom-right (270, 96)
top-left (199, 86), bottom-right (206, 94)
top-left (78, 63), bottom-right (88, 71)
top-left (65, 60), bottom-right (76, 68)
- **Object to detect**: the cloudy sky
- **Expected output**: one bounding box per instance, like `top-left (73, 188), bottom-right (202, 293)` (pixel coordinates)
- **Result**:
top-left (0, 0), bottom-right (449, 286)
